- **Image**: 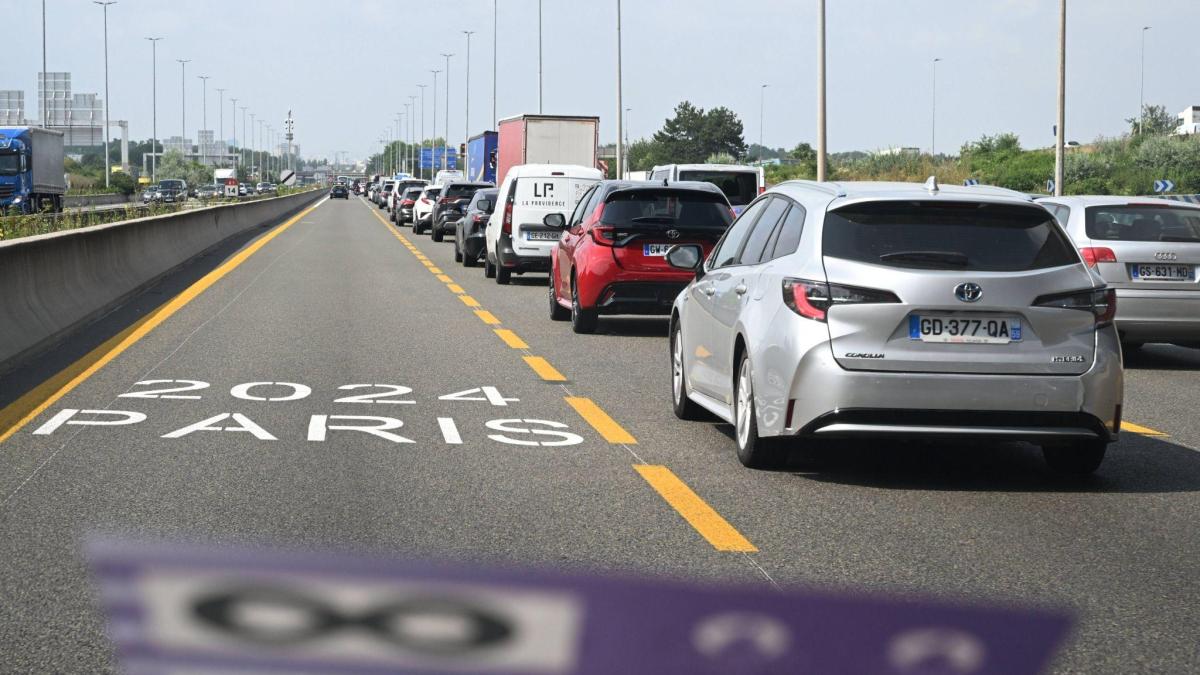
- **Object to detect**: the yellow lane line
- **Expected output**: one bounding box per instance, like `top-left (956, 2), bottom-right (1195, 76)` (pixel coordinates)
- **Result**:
top-left (429, 267), bottom-right (444, 274)
top-left (523, 356), bottom-right (567, 382)
top-left (1125, 421), bottom-right (1167, 437)
top-left (458, 294), bottom-right (481, 308)
top-left (0, 197), bottom-right (327, 443)
top-left (494, 329), bottom-right (529, 349)
top-left (447, 283), bottom-right (465, 294)
top-left (564, 396), bottom-right (637, 444)
top-left (634, 465), bottom-right (757, 552)
top-left (437, 274), bottom-right (454, 283)
top-left (475, 310), bottom-right (501, 325)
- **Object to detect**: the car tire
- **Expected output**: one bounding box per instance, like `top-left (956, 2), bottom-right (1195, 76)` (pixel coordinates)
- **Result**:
top-left (734, 352), bottom-right (783, 469)
top-left (496, 263), bottom-right (511, 285)
top-left (484, 253), bottom-right (496, 278)
top-left (671, 322), bottom-right (705, 420)
top-left (549, 277), bottom-right (570, 321)
top-left (432, 226), bottom-right (444, 242)
top-left (570, 277), bottom-right (597, 333)
top-left (1042, 440), bottom-right (1106, 476)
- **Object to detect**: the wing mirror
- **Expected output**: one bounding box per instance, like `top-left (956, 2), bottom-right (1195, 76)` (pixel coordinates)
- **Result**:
top-left (477, 199), bottom-right (492, 212)
top-left (665, 244), bottom-right (705, 280)
top-left (543, 212), bottom-right (567, 229)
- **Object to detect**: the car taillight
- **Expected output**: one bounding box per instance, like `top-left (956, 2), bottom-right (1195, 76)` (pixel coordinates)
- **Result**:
top-left (438, 196), bottom-right (454, 205)
top-left (502, 200), bottom-right (513, 234)
top-left (758, 186), bottom-right (765, 195)
top-left (1034, 288), bottom-right (1116, 327)
top-left (1079, 247), bottom-right (1117, 267)
top-left (401, 199), bottom-right (414, 206)
top-left (781, 279), bottom-right (900, 322)
top-left (591, 226), bottom-right (616, 246)
top-left (420, 198), bottom-right (429, 204)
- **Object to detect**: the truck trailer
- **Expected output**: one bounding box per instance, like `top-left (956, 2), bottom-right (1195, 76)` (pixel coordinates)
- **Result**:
top-left (467, 131), bottom-right (498, 183)
top-left (0, 126), bottom-right (67, 214)
top-left (495, 115), bottom-right (599, 188)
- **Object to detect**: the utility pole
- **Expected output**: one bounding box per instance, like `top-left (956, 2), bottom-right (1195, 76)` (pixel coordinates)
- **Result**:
top-left (442, 53), bottom-right (454, 172)
top-left (432, 70), bottom-right (441, 174)
top-left (239, 106), bottom-right (247, 176)
top-left (145, 37), bottom-right (163, 181)
top-left (408, 95), bottom-right (417, 177)
top-left (616, 0), bottom-right (623, 180)
top-left (538, 0), bottom-right (543, 113)
top-left (94, 1), bottom-right (116, 188)
top-left (493, 0), bottom-right (498, 128)
top-left (230, 97), bottom-right (237, 169)
top-left (285, 111), bottom-right (294, 172)
top-left (1139, 26), bottom-right (1151, 135)
top-left (624, 107), bottom-right (631, 176)
top-left (197, 75), bottom-right (209, 166)
top-left (931, 58), bottom-right (941, 157)
top-left (42, 0), bottom-right (47, 127)
top-left (176, 59), bottom-right (190, 153)
top-left (464, 30), bottom-right (475, 155)
top-left (1055, 0), bottom-right (1066, 196)
top-left (759, 84), bottom-right (769, 159)
top-left (216, 87), bottom-right (225, 158)
top-left (249, 112), bottom-right (256, 179)
top-left (418, 85), bottom-right (427, 181)
top-left (816, 0), bottom-right (827, 181)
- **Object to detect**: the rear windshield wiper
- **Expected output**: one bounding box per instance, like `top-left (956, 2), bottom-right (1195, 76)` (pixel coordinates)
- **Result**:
top-left (878, 250), bottom-right (969, 267)
top-left (629, 216), bottom-right (678, 224)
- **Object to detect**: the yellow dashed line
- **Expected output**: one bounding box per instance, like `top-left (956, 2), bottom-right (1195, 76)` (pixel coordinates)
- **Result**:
top-left (429, 267), bottom-right (443, 274)
top-left (564, 396), bottom-right (636, 444)
top-left (523, 356), bottom-right (567, 381)
top-left (447, 283), bottom-right (465, 294)
top-left (437, 274), bottom-right (454, 283)
top-left (475, 310), bottom-right (501, 325)
top-left (1124, 421), bottom-right (1167, 437)
top-left (458, 294), bottom-right (481, 308)
top-left (635, 465), bottom-right (757, 552)
top-left (494, 329), bottom-right (529, 349)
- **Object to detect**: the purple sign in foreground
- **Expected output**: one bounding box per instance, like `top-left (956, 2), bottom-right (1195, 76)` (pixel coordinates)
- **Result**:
top-left (88, 539), bottom-right (1071, 675)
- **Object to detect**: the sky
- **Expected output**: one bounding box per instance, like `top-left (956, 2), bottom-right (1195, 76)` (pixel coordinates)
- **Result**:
top-left (5, 0), bottom-right (1199, 162)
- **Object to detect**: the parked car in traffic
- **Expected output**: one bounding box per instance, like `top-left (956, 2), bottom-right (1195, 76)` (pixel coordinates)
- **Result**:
top-left (389, 179), bottom-right (428, 221)
top-left (395, 186), bottom-right (424, 225)
top-left (431, 181), bottom-right (493, 242)
top-left (1038, 195), bottom-right (1200, 350)
top-left (484, 164), bottom-right (603, 284)
top-left (156, 178), bottom-right (188, 203)
top-left (330, 183), bottom-right (349, 199)
top-left (649, 163), bottom-right (765, 215)
top-left (545, 180), bottom-right (733, 332)
top-left (141, 187), bottom-right (158, 203)
top-left (376, 179), bottom-right (395, 208)
top-left (412, 185), bottom-right (443, 234)
top-left (455, 188), bottom-right (498, 267)
top-left (195, 184), bottom-right (221, 200)
top-left (667, 179), bottom-right (1123, 475)
top-left (238, 182), bottom-right (249, 196)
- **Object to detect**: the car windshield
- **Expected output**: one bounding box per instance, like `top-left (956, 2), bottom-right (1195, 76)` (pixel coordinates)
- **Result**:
top-left (678, 170), bottom-right (758, 206)
top-left (823, 200), bottom-right (1080, 271)
top-left (425, 188), bottom-right (442, 198)
top-left (0, 152), bottom-right (20, 175)
top-left (1085, 205), bottom-right (1200, 242)
top-left (600, 189), bottom-right (733, 231)
top-left (403, 188), bottom-right (422, 198)
top-left (158, 180), bottom-right (184, 190)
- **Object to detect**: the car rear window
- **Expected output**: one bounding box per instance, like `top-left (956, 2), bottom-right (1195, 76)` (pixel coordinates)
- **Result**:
top-left (1085, 205), bottom-right (1200, 242)
top-left (678, 170), bottom-right (758, 207)
top-left (159, 180), bottom-right (184, 189)
top-left (445, 184), bottom-right (485, 199)
top-left (425, 188), bottom-right (442, 198)
top-left (600, 189), bottom-right (733, 232)
top-left (823, 201), bottom-right (1079, 271)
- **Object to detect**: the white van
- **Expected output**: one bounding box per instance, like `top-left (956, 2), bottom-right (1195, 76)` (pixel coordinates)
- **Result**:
top-left (434, 169), bottom-right (464, 185)
top-left (485, 164), bottom-right (602, 284)
top-left (648, 163), bottom-right (764, 215)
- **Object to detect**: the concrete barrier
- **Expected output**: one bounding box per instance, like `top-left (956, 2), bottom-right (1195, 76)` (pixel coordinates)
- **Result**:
top-left (0, 189), bottom-right (324, 373)
top-left (63, 192), bottom-right (132, 209)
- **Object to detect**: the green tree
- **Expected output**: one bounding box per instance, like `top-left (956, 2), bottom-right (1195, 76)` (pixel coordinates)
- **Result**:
top-left (650, 101), bottom-right (747, 164)
top-left (1126, 104), bottom-right (1177, 137)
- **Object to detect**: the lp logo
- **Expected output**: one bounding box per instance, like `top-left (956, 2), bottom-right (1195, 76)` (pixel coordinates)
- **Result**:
top-left (533, 182), bottom-right (555, 198)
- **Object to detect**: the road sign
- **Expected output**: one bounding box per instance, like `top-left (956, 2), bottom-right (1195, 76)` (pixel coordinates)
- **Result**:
top-left (963, 178), bottom-right (979, 186)
top-left (89, 538), bottom-right (1073, 674)
top-left (1154, 179), bottom-right (1175, 193)
top-left (419, 146), bottom-right (459, 170)
top-left (279, 169), bottom-right (297, 187)
top-left (1046, 179), bottom-right (1055, 193)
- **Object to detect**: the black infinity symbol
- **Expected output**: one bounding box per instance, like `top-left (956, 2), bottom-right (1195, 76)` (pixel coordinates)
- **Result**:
top-left (193, 587), bottom-right (514, 655)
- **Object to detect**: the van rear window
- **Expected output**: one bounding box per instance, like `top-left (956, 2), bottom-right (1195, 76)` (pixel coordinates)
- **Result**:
top-left (678, 170), bottom-right (758, 206)
top-left (1085, 205), bottom-right (1200, 242)
top-left (823, 201), bottom-right (1079, 271)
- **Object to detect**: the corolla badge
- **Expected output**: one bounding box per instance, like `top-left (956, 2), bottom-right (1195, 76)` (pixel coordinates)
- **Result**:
top-left (954, 282), bottom-right (983, 303)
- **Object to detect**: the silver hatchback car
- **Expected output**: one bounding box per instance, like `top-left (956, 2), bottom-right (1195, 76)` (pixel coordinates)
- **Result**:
top-left (667, 179), bottom-right (1124, 475)
top-left (1038, 196), bottom-right (1200, 349)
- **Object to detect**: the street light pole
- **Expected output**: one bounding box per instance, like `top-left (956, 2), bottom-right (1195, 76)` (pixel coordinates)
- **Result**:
top-left (464, 31), bottom-right (475, 163)
top-left (538, 0), bottom-right (543, 113)
top-left (197, 75), bottom-right (209, 166)
top-left (408, 95), bottom-right (417, 177)
top-left (442, 53), bottom-right (453, 172)
top-left (624, 107), bottom-right (631, 176)
top-left (1055, 0), bottom-right (1066, 197)
top-left (431, 70), bottom-right (441, 174)
top-left (42, 0), bottom-right (47, 128)
top-left (145, 37), bottom-right (162, 181)
top-left (493, 0), bottom-right (498, 127)
top-left (1139, 26), bottom-right (1151, 135)
top-left (931, 58), bottom-right (941, 157)
top-left (616, 0), bottom-right (623, 180)
top-left (239, 106), bottom-right (247, 176)
top-left (176, 59), bottom-right (190, 153)
top-left (759, 83), bottom-right (769, 159)
top-left (230, 97), bottom-right (237, 169)
top-left (418, 85), bottom-right (427, 181)
top-left (216, 87), bottom-right (225, 158)
top-left (94, 1), bottom-right (116, 188)
top-left (816, 0), bottom-right (827, 181)
top-left (249, 112), bottom-right (255, 179)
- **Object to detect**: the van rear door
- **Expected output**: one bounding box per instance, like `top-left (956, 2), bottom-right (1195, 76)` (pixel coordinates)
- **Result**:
top-left (512, 174), bottom-right (599, 257)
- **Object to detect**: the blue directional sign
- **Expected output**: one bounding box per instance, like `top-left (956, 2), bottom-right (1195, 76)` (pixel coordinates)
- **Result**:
top-left (1154, 179), bottom-right (1176, 193)
top-left (963, 178), bottom-right (979, 186)
top-left (1046, 179), bottom-right (1055, 193)
top-left (419, 147), bottom-right (458, 170)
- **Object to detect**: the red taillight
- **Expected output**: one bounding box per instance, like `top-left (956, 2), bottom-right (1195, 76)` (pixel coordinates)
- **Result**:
top-left (782, 279), bottom-right (901, 322)
top-left (591, 226), bottom-right (616, 246)
top-left (502, 200), bottom-right (513, 234)
top-left (420, 198), bottom-right (429, 204)
top-left (438, 196), bottom-right (454, 205)
top-left (758, 186), bottom-right (765, 195)
top-left (1079, 247), bottom-right (1117, 267)
top-left (1096, 288), bottom-right (1117, 327)
top-left (1034, 287), bottom-right (1116, 327)
top-left (472, 214), bottom-right (485, 224)
top-left (401, 199), bottom-right (414, 206)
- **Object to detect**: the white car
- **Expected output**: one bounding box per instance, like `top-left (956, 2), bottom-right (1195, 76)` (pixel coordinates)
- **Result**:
top-left (650, 163), bottom-right (764, 216)
top-left (484, 164), bottom-right (602, 284)
top-left (412, 185), bottom-right (443, 234)
top-left (389, 179), bottom-right (428, 216)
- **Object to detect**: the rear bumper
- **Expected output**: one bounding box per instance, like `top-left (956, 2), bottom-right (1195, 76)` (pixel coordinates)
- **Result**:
top-left (398, 207), bottom-right (413, 221)
top-left (435, 216), bottom-right (462, 234)
top-left (799, 409), bottom-right (1112, 442)
top-left (1114, 288), bottom-right (1200, 341)
top-left (593, 281), bottom-right (688, 316)
top-left (462, 232), bottom-right (487, 259)
top-left (497, 232), bottom-right (551, 271)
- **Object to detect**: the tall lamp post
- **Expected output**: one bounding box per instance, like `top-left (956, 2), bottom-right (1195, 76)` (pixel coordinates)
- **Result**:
top-left (493, 0), bottom-right (498, 127)
top-left (816, 0), bottom-right (827, 181)
top-left (1139, 26), bottom-right (1151, 135)
top-left (442, 53), bottom-right (454, 172)
top-left (249, 112), bottom-right (256, 179)
top-left (145, 37), bottom-right (163, 181)
top-left (417, 85), bottom-right (427, 181)
top-left (230, 97), bottom-right (238, 169)
top-left (1055, 0), bottom-right (1066, 197)
top-left (931, 58), bottom-right (941, 157)
top-left (197, 75), bottom-right (209, 165)
top-left (239, 106), bottom-right (247, 175)
top-left (759, 83), bottom-right (769, 158)
top-left (537, 0), bottom-right (543, 113)
top-left (94, 1), bottom-right (116, 188)
top-left (463, 30), bottom-right (475, 161)
top-left (216, 87), bottom-right (225, 159)
top-left (431, 70), bottom-right (441, 174)
top-left (176, 59), bottom-right (190, 153)
top-left (408, 96), bottom-right (418, 178)
top-left (624, 107), bottom-right (631, 176)
top-left (615, 0), bottom-right (623, 180)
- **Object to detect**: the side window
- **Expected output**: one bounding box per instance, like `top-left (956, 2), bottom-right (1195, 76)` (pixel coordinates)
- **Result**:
top-left (1045, 203), bottom-right (1071, 227)
top-left (738, 197), bottom-right (790, 265)
top-left (650, 170), bottom-right (668, 181)
top-left (710, 198), bottom-right (768, 269)
top-left (768, 202), bottom-right (806, 259)
top-left (568, 185), bottom-right (596, 227)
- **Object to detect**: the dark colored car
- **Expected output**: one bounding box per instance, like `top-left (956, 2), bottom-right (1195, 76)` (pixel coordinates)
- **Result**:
top-left (547, 180), bottom-right (733, 333)
top-left (455, 188), bottom-right (498, 267)
top-left (156, 179), bottom-right (187, 203)
top-left (396, 186), bottom-right (423, 226)
top-left (390, 179), bottom-right (429, 223)
top-left (431, 181), bottom-right (494, 242)
top-left (330, 183), bottom-right (349, 199)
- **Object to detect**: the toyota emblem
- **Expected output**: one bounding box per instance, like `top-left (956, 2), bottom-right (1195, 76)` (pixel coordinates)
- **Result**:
top-left (954, 282), bottom-right (983, 303)
top-left (666, 229), bottom-right (681, 240)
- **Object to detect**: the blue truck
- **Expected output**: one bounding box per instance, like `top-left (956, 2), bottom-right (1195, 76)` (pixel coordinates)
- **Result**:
top-left (467, 131), bottom-right (498, 184)
top-left (0, 126), bottom-right (67, 214)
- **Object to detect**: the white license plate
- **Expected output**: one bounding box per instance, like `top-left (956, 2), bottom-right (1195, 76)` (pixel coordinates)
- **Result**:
top-left (525, 230), bottom-right (559, 242)
top-left (1131, 263), bottom-right (1193, 281)
top-left (909, 316), bottom-right (1022, 344)
top-left (643, 243), bottom-right (673, 256)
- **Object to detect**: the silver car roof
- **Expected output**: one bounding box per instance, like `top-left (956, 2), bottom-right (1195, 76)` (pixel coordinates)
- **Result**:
top-left (1038, 195), bottom-right (1200, 209)
top-left (773, 179), bottom-right (1037, 208)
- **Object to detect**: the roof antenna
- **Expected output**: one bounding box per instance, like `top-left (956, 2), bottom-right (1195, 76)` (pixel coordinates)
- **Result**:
top-left (924, 175), bottom-right (939, 194)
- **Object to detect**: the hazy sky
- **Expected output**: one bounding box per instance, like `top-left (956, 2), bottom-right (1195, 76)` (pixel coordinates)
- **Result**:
top-left (7, 0), bottom-right (1199, 161)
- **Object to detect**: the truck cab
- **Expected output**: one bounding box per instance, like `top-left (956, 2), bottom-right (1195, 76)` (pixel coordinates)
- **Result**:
top-left (0, 127), bottom-right (66, 214)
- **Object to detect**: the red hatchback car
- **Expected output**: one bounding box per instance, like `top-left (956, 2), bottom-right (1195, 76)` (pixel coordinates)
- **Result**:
top-left (547, 181), bottom-right (734, 333)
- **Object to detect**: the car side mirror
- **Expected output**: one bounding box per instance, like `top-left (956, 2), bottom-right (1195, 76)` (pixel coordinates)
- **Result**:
top-left (477, 200), bottom-right (492, 212)
top-left (543, 212), bottom-right (567, 229)
top-left (666, 244), bottom-right (704, 280)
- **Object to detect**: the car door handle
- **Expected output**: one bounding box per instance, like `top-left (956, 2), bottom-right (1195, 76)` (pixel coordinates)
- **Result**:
top-left (734, 284), bottom-right (748, 296)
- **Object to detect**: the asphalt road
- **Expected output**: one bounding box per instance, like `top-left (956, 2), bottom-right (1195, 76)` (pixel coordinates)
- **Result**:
top-left (0, 195), bottom-right (1197, 673)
